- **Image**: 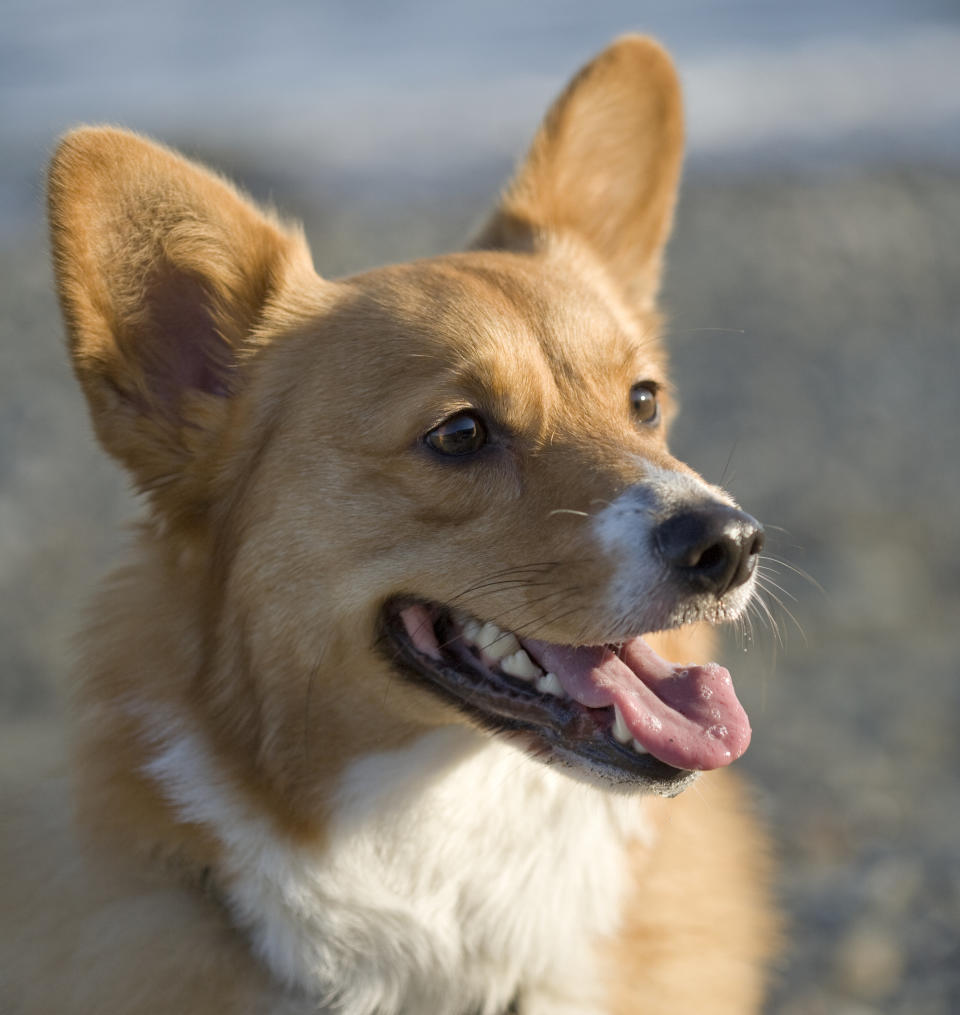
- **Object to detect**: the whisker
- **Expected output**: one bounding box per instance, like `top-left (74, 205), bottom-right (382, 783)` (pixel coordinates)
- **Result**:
top-left (479, 561), bottom-right (561, 577)
top-left (718, 438), bottom-right (739, 488)
top-left (759, 554), bottom-right (824, 594)
top-left (452, 562), bottom-right (561, 589)
top-left (754, 569), bottom-right (800, 603)
top-left (509, 601), bottom-right (588, 642)
top-left (754, 583), bottom-right (807, 643)
top-left (444, 562), bottom-right (566, 605)
top-left (741, 602), bottom-right (774, 710)
top-left (441, 586), bottom-right (585, 651)
top-left (436, 589), bottom-right (576, 654)
top-left (448, 577), bottom-right (554, 602)
top-left (751, 594), bottom-right (783, 649)
top-left (739, 606), bottom-right (756, 651)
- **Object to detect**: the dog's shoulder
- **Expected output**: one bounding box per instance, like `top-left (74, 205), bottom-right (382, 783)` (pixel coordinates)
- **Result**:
top-left (0, 726), bottom-right (300, 1015)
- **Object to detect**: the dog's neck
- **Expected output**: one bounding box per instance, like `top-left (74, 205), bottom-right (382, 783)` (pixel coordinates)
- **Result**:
top-left (142, 715), bottom-right (649, 1015)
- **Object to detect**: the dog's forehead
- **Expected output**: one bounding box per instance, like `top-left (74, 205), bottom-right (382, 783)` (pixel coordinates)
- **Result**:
top-left (331, 249), bottom-right (663, 396)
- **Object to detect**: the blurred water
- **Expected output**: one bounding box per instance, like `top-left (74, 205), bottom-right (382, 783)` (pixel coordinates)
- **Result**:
top-left (3, 0), bottom-right (960, 235)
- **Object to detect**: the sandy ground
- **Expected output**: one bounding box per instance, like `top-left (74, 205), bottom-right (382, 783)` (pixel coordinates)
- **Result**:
top-left (2, 160), bottom-right (958, 1013)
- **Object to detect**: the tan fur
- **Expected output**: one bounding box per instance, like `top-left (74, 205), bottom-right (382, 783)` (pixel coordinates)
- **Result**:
top-left (2, 35), bottom-right (777, 1013)
top-left (606, 766), bottom-right (778, 1014)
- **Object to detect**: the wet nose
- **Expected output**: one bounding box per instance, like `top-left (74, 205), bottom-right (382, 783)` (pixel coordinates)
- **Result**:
top-left (654, 505), bottom-right (764, 597)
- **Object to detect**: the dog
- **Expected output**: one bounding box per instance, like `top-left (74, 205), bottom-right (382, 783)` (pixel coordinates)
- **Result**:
top-left (1, 35), bottom-right (777, 1014)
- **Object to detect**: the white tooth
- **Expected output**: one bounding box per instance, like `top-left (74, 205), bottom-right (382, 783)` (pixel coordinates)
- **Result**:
top-left (478, 622), bottom-right (520, 661)
top-left (611, 705), bottom-right (632, 744)
top-left (479, 621), bottom-right (500, 644)
top-left (462, 619), bottom-right (483, 644)
top-left (631, 738), bottom-right (650, 755)
top-left (500, 649), bottom-right (542, 681)
top-left (536, 672), bottom-right (564, 697)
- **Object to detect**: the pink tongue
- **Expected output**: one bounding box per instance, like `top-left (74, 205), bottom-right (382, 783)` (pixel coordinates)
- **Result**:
top-left (522, 637), bottom-right (751, 771)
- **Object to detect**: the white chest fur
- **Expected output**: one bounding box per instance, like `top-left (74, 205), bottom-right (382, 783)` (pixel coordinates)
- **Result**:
top-left (147, 724), bottom-right (651, 1015)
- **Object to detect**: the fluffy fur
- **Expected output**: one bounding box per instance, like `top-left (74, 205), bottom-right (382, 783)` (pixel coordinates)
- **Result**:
top-left (0, 36), bottom-right (777, 1014)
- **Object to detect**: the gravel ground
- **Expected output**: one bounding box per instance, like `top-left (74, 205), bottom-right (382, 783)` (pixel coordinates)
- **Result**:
top-left (2, 160), bottom-right (958, 1012)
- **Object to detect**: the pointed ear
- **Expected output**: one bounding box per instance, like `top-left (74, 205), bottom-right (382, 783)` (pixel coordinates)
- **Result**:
top-left (48, 126), bottom-right (314, 520)
top-left (473, 35), bottom-right (684, 311)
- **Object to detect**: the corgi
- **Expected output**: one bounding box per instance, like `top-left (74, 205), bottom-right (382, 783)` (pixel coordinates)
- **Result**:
top-left (1, 35), bottom-right (777, 1015)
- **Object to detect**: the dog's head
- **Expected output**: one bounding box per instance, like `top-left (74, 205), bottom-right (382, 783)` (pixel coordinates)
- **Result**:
top-left (50, 37), bottom-right (762, 809)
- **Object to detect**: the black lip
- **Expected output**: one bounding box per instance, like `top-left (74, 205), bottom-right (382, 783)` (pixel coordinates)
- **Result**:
top-left (379, 597), bottom-right (696, 796)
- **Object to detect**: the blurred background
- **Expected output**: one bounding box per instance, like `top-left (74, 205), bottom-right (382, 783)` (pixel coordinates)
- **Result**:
top-left (2, 2), bottom-right (959, 1011)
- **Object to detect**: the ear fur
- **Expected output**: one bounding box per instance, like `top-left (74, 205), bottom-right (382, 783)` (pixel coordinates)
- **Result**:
top-left (473, 35), bottom-right (684, 311)
top-left (48, 126), bottom-right (313, 520)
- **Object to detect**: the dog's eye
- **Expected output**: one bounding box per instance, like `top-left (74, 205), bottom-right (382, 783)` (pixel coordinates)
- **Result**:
top-left (630, 382), bottom-right (660, 425)
top-left (425, 413), bottom-right (488, 457)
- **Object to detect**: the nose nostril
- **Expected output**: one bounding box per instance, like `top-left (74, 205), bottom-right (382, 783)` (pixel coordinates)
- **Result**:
top-left (749, 531), bottom-right (765, 557)
top-left (694, 541), bottom-right (730, 574)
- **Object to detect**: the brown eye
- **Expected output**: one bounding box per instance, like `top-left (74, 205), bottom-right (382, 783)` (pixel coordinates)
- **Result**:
top-left (425, 412), bottom-right (488, 457)
top-left (630, 382), bottom-right (660, 425)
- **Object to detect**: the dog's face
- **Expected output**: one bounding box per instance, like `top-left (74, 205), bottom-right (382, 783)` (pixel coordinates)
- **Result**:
top-left (49, 37), bottom-right (761, 813)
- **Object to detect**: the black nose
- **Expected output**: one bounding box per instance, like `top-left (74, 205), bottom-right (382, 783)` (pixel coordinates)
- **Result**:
top-left (654, 505), bottom-right (764, 598)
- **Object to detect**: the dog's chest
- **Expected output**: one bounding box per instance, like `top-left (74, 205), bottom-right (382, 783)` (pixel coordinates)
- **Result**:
top-left (214, 729), bottom-right (649, 1014)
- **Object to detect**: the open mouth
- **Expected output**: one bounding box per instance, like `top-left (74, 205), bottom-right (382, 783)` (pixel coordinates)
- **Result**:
top-left (380, 598), bottom-right (752, 795)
